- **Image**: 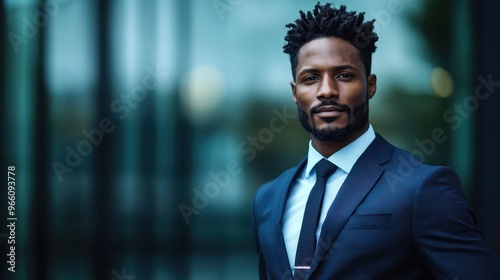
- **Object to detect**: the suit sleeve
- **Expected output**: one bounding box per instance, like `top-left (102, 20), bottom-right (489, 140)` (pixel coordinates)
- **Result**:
top-left (252, 193), bottom-right (268, 280)
top-left (412, 166), bottom-right (500, 279)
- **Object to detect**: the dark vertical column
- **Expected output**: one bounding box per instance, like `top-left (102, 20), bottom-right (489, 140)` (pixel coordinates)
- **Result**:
top-left (0, 3), bottom-right (7, 280)
top-left (136, 99), bottom-right (157, 279)
top-left (170, 1), bottom-right (192, 279)
top-left (92, 0), bottom-right (113, 279)
top-left (137, 7), bottom-right (158, 275)
top-left (31, 3), bottom-right (50, 280)
top-left (0, 0), bottom-right (5, 164)
top-left (472, 0), bottom-right (500, 256)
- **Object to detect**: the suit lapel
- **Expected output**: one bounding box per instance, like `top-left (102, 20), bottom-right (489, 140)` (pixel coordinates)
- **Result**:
top-left (309, 135), bottom-right (393, 276)
top-left (271, 158), bottom-right (307, 279)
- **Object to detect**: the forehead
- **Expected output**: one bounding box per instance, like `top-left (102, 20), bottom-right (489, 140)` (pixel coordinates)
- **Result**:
top-left (296, 37), bottom-right (364, 72)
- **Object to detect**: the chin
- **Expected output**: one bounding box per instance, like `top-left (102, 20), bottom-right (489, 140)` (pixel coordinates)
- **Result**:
top-left (310, 126), bottom-right (354, 141)
top-left (316, 122), bottom-right (347, 131)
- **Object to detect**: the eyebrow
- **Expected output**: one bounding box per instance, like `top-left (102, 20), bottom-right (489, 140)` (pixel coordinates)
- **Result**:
top-left (297, 64), bottom-right (358, 76)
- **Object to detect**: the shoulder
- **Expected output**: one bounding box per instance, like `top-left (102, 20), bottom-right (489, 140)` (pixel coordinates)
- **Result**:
top-left (370, 134), bottom-right (461, 190)
top-left (391, 146), bottom-right (459, 185)
top-left (253, 160), bottom-right (304, 205)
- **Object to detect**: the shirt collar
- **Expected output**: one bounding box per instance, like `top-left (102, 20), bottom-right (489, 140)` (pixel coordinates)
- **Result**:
top-left (305, 125), bottom-right (376, 177)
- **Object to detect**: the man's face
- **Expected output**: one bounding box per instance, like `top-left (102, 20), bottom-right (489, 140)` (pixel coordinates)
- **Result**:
top-left (291, 37), bottom-right (377, 142)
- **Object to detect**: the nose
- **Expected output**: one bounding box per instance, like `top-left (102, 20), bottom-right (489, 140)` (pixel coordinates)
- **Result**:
top-left (316, 75), bottom-right (338, 100)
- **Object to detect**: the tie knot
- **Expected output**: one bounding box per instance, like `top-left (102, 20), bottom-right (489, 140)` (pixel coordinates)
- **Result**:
top-left (314, 159), bottom-right (337, 179)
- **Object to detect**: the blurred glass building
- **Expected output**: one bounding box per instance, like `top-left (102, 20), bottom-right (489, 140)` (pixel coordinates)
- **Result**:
top-left (1, 0), bottom-right (499, 279)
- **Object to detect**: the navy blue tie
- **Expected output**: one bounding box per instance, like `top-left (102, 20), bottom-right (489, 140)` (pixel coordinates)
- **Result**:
top-left (294, 159), bottom-right (337, 280)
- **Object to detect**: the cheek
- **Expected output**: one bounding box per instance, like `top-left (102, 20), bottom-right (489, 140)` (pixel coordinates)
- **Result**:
top-left (342, 86), bottom-right (368, 106)
top-left (296, 91), bottom-right (314, 107)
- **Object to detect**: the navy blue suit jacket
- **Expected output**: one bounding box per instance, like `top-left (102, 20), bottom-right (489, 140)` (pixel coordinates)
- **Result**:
top-left (252, 134), bottom-right (500, 279)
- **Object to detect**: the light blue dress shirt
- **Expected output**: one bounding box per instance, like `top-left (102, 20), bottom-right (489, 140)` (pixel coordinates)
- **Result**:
top-left (282, 125), bottom-right (376, 272)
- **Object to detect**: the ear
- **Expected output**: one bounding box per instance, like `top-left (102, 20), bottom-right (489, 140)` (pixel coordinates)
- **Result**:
top-left (367, 74), bottom-right (377, 100)
top-left (291, 81), bottom-right (297, 103)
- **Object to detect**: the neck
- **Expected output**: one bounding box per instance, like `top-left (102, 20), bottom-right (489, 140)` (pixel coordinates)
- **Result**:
top-left (311, 124), bottom-right (369, 158)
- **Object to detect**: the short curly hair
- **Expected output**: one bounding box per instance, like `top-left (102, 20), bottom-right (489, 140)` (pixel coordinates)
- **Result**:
top-left (284, 2), bottom-right (379, 79)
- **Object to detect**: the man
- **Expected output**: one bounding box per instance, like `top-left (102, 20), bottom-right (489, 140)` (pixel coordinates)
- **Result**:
top-left (252, 3), bottom-right (500, 280)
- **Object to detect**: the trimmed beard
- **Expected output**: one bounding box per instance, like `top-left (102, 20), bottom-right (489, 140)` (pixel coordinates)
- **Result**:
top-left (298, 100), bottom-right (369, 141)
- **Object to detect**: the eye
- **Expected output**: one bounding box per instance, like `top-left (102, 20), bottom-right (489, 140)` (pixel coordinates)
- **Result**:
top-left (303, 75), bottom-right (319, 82)
top-left (337, 73), bottom-right (354, 79)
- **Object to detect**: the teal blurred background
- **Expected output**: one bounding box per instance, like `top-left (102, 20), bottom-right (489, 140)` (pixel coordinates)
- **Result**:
top-left (1, 0), bottom-right (500, 279)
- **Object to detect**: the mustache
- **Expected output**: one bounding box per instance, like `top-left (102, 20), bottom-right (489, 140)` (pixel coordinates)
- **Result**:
top-left (310, 101), bottom-right (351, 114)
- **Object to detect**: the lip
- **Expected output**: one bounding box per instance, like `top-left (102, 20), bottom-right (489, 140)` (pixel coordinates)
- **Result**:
top-left (314, 105), bottom-right (345, 118)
